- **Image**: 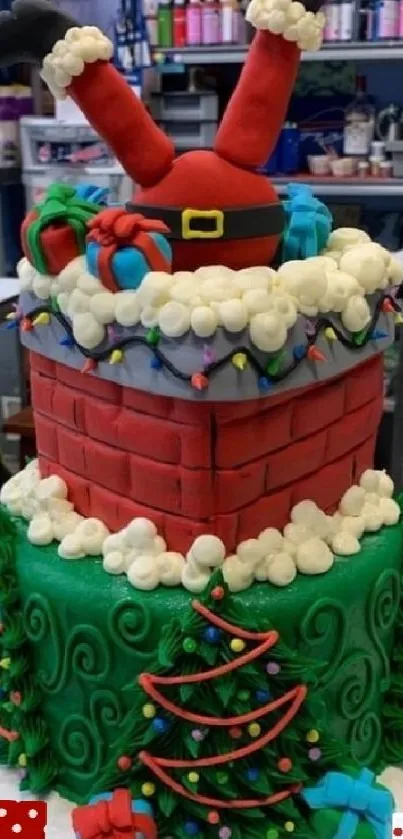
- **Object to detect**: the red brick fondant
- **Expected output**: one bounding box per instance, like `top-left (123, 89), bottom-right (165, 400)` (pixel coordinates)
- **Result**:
top-left (30, 351), bottom-right (384, 553)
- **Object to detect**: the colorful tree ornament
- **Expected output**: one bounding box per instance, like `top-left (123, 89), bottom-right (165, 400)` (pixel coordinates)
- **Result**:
top-left (143, 703), bottom-right (156, 719)
top-left (211, 586), bottom-right (225, 601)
top-left (230, 638), bottom-right (246, 653)
top-left (204, 626), bottom-right (222, 644)
top-left (256, 689), bottom-right (271, 703)
top-left (183, 637), bottom-right (198, 654)
top-left (152, 717), bottom-right (170, 734)
top-left (117, 755), bottom-right (132, 771)
top-left (191, 729), bottom-right (205, 742)
top-left (278, 757), bottom-right (293, 773)
top-left (248, 722), bottom-right (261, 738)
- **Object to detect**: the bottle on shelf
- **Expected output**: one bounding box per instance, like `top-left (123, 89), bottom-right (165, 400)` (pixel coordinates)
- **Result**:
top-left (186, 0), bottom-right (202, 44)
top-left (173, 0), bottom-right (187, 46)
top-left (343, 75), bottom-right (375, 159)
top-left (220, 0), bottom-right (234, 42)
top-left (339, 0), bottom-right (354, 39)
top-left (201, 0), bottom-right (221, 45)
top-left (144, 0), bottom-right (159, 46)
top-left (157, 0), bottom-right (173, 47)
top-left (371, 0), bottom-right (399, 38)
top-left (324, 0), bottom-right (341, 41)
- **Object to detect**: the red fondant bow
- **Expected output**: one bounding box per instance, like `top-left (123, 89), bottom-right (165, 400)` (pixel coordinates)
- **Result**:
top-left (87, 208), bottom-right (171, 292)
top-left (87, 208), bottom-right (169, 248)
top-left (72, 789), bottom-right (157, 839)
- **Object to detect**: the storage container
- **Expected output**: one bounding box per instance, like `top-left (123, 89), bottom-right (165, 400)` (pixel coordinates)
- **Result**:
top-left (151, 90), bottom-right (219, 122)
top-left (22, 168), bottom-right (126, 209)
top-left (20, 117), bottom-right (115, 169)
top-left (157, 120), bottom-right (217, 149)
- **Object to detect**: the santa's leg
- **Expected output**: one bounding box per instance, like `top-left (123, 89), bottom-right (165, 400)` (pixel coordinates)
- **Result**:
top-left (215, 0), bottom-right (326, 169)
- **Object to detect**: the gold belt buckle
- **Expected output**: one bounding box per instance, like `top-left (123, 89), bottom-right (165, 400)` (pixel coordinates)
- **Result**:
top-left (181, 208), bottom-right (224, 240)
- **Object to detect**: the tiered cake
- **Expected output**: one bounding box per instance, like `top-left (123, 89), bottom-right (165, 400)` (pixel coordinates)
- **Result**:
top-left (0, 1), bottom-right (402, 838)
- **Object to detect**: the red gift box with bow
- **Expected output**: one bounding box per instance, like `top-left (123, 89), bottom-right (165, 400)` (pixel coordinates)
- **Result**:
top-left (86, 208), bottom-right (171, 293)
top-left (72, 789), bottom-right (157, 839)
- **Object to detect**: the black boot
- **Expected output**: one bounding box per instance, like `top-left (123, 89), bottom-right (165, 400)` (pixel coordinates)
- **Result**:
top-left (0, 0), bottom-right (77, 68)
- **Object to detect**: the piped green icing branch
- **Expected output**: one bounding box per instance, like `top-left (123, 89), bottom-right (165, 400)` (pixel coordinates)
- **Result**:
top-left (0, 507), bottom-right (58, 793)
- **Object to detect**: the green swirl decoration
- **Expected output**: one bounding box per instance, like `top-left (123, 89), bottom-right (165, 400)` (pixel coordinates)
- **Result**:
top-left (23, 593), bottom-right (64, 694)
top-left (107, 598), bottom-right (153, 661)
top-left (337, 653), bottom-right (377, 721)
top-left (349, 711), bottom-right (382, 765)
top-left (24, 594), bottom-right (111, 693)
top-left (299, 598), bottom-right (348, 685)
top-left (367, 568), bottom-right (400, 691)
top-left (58, 714), bottom-right (101, 782)
top-left (89, 690), bottom-right (124, 735)
top-left (70, 627), bottom-right (111, 684)
top-left (58, 690), bottom-right (125, 786)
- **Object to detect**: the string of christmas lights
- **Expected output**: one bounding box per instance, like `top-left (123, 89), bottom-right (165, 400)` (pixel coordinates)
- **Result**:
top-left (8, 294), bottom-right (401, 393)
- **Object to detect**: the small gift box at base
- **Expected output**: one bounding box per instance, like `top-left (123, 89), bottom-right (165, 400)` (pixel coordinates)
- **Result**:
top-left (72, 789), bottom-right (157, 839)
top-left (302, 769), bottom-right (394, 839)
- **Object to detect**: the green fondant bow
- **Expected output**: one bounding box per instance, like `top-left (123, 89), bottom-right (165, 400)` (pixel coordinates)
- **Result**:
top-left (27, 183), bottom-right (102, 274)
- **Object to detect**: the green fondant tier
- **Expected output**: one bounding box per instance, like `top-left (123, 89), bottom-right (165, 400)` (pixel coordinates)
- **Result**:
top-left (10, 520), bottom-right (403, 804)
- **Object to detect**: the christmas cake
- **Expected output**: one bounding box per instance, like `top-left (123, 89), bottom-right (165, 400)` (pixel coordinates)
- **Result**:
top-left (0, 2), bottom-right (402, 838)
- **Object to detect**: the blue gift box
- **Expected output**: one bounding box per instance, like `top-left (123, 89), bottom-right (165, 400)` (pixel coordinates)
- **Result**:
top-left (87, 233), bottom-right (172, 292)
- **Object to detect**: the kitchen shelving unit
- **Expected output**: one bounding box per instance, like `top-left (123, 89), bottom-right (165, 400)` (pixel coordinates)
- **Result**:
top-left (154, 40), bottom-right (403, 65)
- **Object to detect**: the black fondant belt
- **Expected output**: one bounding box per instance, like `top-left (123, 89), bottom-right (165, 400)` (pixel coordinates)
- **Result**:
top-left (126, 203), bottom-right (285, 241)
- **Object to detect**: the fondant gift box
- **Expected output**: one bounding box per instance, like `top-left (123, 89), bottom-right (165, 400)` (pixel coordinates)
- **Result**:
top-left (73, 791), bottom-right (156, 839)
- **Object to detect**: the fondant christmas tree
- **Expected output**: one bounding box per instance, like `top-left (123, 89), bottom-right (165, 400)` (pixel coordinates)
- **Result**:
top-left (95, 573), bottom-right (359, 839)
